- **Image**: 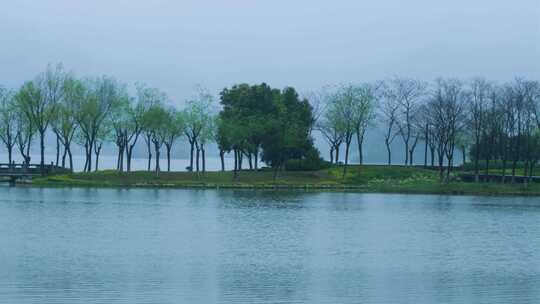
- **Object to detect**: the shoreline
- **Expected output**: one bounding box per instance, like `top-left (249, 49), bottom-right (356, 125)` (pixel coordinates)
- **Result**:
top-left (26, 175), bottom-right (540, 197)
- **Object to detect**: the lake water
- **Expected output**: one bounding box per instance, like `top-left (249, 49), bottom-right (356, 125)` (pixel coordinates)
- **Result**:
top-left (1, 187), bottom-right (539, 304)
top-left (0, 153), bottom-right (255, 172)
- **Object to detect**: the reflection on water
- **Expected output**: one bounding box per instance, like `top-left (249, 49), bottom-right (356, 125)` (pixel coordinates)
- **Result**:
top-left (0, 153), bottom-right (244, 172)
top-left (1, 188), bottom-right (539, 303)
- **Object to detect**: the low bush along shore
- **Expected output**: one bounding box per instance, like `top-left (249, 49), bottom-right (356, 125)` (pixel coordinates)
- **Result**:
top-left (29, 165), bottom-right (540, 196)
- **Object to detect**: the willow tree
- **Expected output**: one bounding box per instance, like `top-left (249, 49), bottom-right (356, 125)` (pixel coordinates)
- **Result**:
top-left (0, 88), bottom-right (17, 165)
top-left (111, 94), bottom-right (131, 172)
top-left (317, 102), bottom-right (344, 164)
top-left (331, 84), bottom-right (376, 177)
top-left (184, 86), bottom-right (214, 172)
top-left (142, 104), bottom-right (169, 175)
top-left (75, 76), bottom-right (124, 172)
top-left (52, 74), bottom-right (82, 171)
top-left (197, 113), bottom-right (217, 174)
top-left (17, 65), bottom-right (65, 171)
top-left (163, 108), bottom-right (185, 172)
top-left (138, 84), bottom-right (167, 171)
top-left (352, 83), bottom-right (377, 165)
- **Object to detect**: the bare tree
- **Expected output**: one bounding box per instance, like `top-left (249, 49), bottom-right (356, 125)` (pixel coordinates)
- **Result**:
top-left (378, 82), bottom-right (400, 165)
top-left (427, 78), bottom-right (466, 182)
top-left (383, 77), bottom-right (427, 166)
top-left (303, 88), bottom-right (328, 136)
top-left (466, 78), bottom-right (491, 181)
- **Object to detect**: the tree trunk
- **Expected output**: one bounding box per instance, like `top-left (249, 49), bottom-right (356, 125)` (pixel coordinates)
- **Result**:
top-left (83, 144), bottom-right (88, 172)
top-left (119, 146), bottom-right (124, 172)
top-left (485, 158), bottom-right (490, 183)
top-left (40, 131), bottom-right (45, 174)
top-left (248, 153), bottom-right (253, 170)
top-left (55, 135), bottom-right (60, 166)
top-left (7, 146), bottom-right (12, 166)
top-left (126, 147), bottom-right (133, 172)
top-left (342, 140), bottom-right (351, 178)
top-left (404, 140), bottom-right (409, 166)
top-left (356, 131), bottom-right (364, 165)
top-left (386, 142), bottom-right (392, 166)
top-left (255, 148), bottom-right (259, 171)
top-left (461, 146), bottom-right (466, 167)
top-left (154, 142), bottom-right (160, 175)
top-left (202, 145), bottom-right (206, 173)
top-left (335, 144), bottom-right (340, 163)
top-left (474, 138), bottom-right (480, 182)
top-left (195, 145), bottom-right (200, 172)
top-left (529, 161), bottom-right (535, 183)
top-left (437, 148), bottom-right (445, 182)
top-left (423, 125), bottom-right (428, 168)
top-left (95, 151), bottom-right (100, 171)
top-left (189, 141), bottom-right (194, 171)
top-left (446, 156), bottom-right (452, 183)
top-left (238, 152), bottom-right (243, 170)
top-left (67, 148), bottom-right (73, 172)
top-left (233, 149), bottom-right (238, 178)
top-left (220, 150), bottom-right (225, 172)
top-left (254, 147), bottom-right (259, 170)
top-left (94, 144), bottom-right (102, 172)
top-left (61, 147), bottom-right (67, 168)
top-left (146, 138), bottom-right (152, 171)
top-left (166, 145), bottom-right (172, 172)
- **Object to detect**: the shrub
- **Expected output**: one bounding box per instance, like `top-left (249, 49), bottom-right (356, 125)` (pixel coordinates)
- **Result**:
top-left (285, 147), bottom-right (330, 171)
top-left (462, 160), bottom-right (526, 171)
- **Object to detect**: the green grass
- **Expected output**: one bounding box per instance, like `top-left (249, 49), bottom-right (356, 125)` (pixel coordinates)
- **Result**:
top-left (31, 165), bottom-right (540, 196)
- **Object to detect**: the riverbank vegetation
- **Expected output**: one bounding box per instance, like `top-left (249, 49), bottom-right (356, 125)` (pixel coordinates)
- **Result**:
top-left (32, 165), bottom-right (540, 195)
top-left (1, 63), bottom-right (540, 193)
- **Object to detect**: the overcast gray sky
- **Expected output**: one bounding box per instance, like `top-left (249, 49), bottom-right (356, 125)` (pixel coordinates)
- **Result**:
top-left (1, 0), bottom-right (539, 106)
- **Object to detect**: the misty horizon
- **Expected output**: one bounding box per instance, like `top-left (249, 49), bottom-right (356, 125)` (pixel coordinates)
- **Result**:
top-left (2, 0), bottom-right (538, 106)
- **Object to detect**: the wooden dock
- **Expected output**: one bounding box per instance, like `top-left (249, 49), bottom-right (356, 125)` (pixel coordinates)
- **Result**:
top-left (0, 163), bottom-right (71, 183)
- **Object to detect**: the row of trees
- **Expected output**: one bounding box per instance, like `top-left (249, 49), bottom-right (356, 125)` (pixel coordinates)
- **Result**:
top-left (0, 64), bottom-right (216, 175)
top-left (2, 64), bottom-right (539, 183)
top-left (0, 65), bottom-right (317, 178)
top-left (315, 77), bottom-right (540, 182)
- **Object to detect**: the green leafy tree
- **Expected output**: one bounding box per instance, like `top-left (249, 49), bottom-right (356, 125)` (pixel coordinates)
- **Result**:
top-left (163, 108), bottom-right (185, 172)
top-left (260, 87), bottom-right (315, 179)
top-left (184, 86), bottom-right (214, 172)
top-left (75, 76), bottom-right (124, 172)
top-left (51, 74), bottom-right (82, 170)
top-left (219, 83), bottom-right (278, 174)
top-left (0, 87), bottom-right (17, 165)
top-left (142, 104), bottom-right (170, 175)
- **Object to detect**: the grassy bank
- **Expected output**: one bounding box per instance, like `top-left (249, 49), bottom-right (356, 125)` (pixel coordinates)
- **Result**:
top-left (30, 165), bottom-right (540, 196)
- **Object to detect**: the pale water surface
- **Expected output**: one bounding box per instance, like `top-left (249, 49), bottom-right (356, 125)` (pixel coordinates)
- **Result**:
top-left (1, 187), bottom-right (539, 303)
